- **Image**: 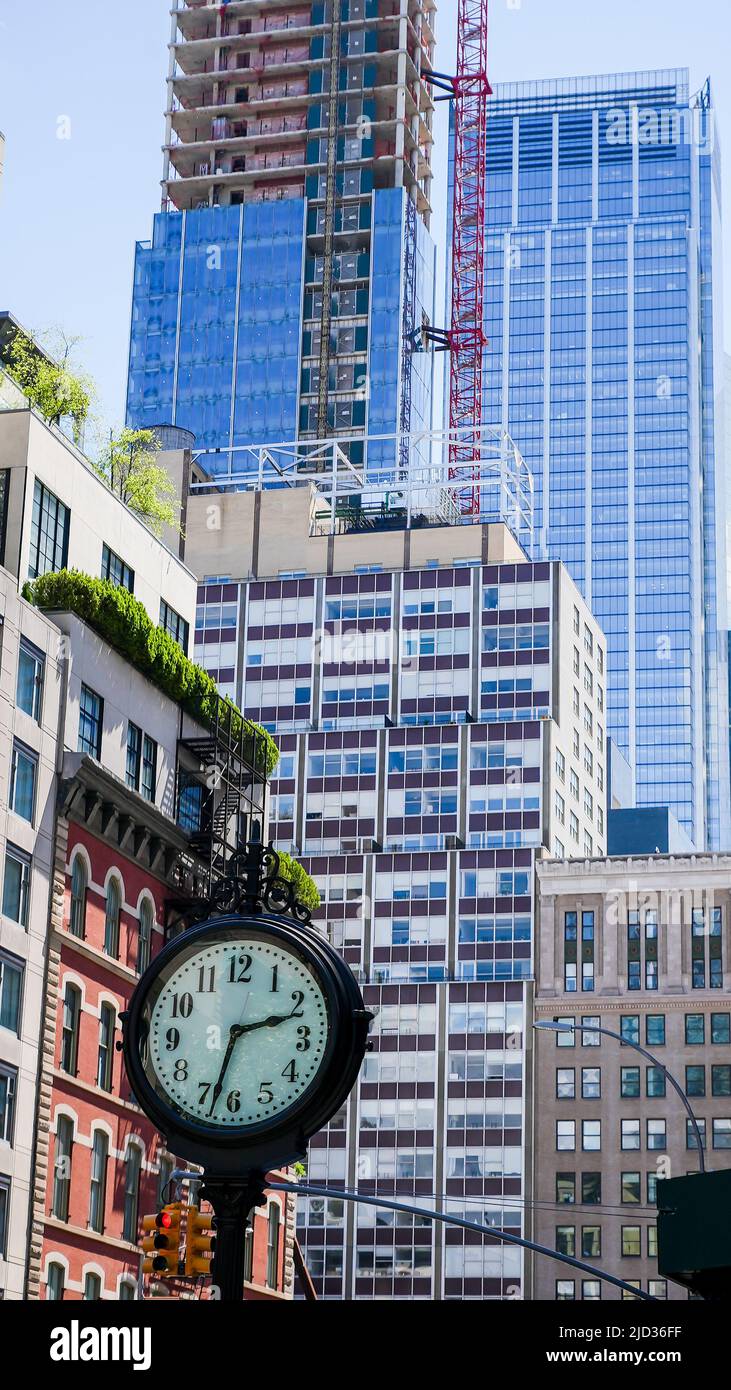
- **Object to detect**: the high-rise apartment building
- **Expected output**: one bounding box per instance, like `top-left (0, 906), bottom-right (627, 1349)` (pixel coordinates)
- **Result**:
top-left (533, 852), bottom-right (731, 1301)
top-left (126, 0), bottom-right (437, 478)
top-left (451, 68), bottom-right (729, 850)
top-left (175, 450), bottom-right (607, 1298)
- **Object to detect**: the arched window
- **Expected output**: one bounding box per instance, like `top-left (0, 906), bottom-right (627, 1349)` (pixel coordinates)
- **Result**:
top-left (104, 878), bottom-right (121, 958)
top-left (123, 1143), bottom-right (142, 1243)
top-left (83, 1271), bottom-right (102, 1300)
top-left (52, 1116), bottom-right (73, 1221)
top-left (266, 1203), bottom-right (281, 1289)
top-left (60, 983), bottom-right (81, 1075)
top-left (89, 1130), bottom-right (109, 1233)
top-left (137, 899), bottom-right (153, 974)
top-left (97, 1003), bottom-right (116, 1092)
top-left (69, 856), bottom-right (87, 939)
top-left (46, 1262), bottom-right (65, 1301)
top-left (119, 1279), bottom-right (137, 1301)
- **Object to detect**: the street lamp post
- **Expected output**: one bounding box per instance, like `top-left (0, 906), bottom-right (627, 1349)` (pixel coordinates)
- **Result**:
top-left (534, 1020), bottom-right (706, 1173)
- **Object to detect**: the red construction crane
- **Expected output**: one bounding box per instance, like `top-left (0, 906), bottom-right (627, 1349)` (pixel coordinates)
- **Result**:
top-left (426, 0), bottom-right (491, 515)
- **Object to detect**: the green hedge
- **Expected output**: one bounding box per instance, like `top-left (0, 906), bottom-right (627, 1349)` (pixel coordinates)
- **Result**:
top-left (24, 570), bottom-right (323, 910)
top-left (23, 570), bottom-right (280, 777)
top-left (277, 852), bottom-right (321, 912)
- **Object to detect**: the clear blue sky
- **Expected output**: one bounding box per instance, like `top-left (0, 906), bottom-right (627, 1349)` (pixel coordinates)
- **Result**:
top-left (0, 0), bottom-right (729, 434)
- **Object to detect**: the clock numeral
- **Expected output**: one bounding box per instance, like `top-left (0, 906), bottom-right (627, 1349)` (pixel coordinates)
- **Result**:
top-left (226, 1089), bottom-right (241, 1114)
top-left (173, 1059), bottom-right (189, 1081)
top-left (229, 953), bottom-right (252, 984)
top-left (197, 964), bottom-right (215, 993)
top-left (270, 965), bottom-right (279, 993)
top-left (197, 1082), bottom-right (212, 1105)
top-left (296, 1025), bottom-right (311, 1052)
top-left (165, 1027), bottom-right (180, 1051)
top-left (290, 989), bottom-right (305, 1018)
top-left (257, 1082), bottom-right (274, 1105)
top-left (170, 992), bottom-right (193, 1019)
top-left (282, 1059), bottom-right (299, 1083)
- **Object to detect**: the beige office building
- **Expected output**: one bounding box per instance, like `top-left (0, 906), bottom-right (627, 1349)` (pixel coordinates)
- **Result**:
top-left (532, 852), bottom-right (731, 1301)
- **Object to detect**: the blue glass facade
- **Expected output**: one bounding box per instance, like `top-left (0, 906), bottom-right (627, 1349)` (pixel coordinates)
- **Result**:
top-left (127, 188), bottom-right (435, 479)
top-left (448, 70), bottom-right (730, 848)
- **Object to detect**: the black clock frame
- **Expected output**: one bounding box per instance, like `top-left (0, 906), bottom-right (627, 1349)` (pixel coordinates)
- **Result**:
top-left (122, 910), bottom-right (371, 1175)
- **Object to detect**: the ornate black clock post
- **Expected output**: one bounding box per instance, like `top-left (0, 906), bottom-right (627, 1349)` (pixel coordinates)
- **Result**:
top-left (122, 836), bottom-right (371, 1301)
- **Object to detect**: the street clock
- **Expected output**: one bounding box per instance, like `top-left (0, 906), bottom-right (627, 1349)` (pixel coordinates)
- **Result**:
top-left (123, 912), bottom-right (371, 1174)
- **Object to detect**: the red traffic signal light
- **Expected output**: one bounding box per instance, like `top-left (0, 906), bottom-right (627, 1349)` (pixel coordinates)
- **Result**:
top-left (141, 1203), bottom-right (182, 1277)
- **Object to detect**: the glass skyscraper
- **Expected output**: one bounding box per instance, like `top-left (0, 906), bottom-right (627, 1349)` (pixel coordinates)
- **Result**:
top-left (448, 69), bottom-right (729, 849)
top-left (126, 0), bottom-right (437, 480)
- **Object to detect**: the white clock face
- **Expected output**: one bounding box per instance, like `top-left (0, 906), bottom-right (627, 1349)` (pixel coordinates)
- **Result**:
top-left (146, 936), bottom-right (330, 1129)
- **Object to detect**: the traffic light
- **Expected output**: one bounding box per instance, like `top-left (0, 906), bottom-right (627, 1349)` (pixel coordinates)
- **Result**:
top-left (141, 1203), bottom-right (182, 1277)
top-left (185, 1204), bottom-right (216, 1278)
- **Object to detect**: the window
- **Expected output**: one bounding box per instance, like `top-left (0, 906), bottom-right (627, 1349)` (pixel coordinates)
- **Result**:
top-left (2, 845), bottom-right (30, 928)
top-left (89, 1130), bottom-right (108, 1234)
top-left (647, 1119), bottom-right (666, 1151)
top-left (160, 600), bottom-right (189, 654)
top-left (556, 1225), bottom-right (575, 1256)
top-left (9, 741), bottom-right (37, 822)
top-left (126, 724), bottom-right (142, 791)
top-left (711, 1013), bottom-right (730, 1044)
top-left (621, 1119), bottom-right (640, 1151)
top-left (712, 1119), bottom-right (731, 1150)
top-left (582, 1280), bottom-right (601, 1300)
top-left (555, 749), bottom-right (565, 782)
top-left (123, 1145), bottom-right (142, 1242)
top-left (581, 1227), bottom-right (601, 1258)
top-left (16, 639), bottom-right (44, 721)
top-left (46, 1262), bottom-right (65, 1301)
top-left (138, 899), bottom-right (153, 974)
top-left (621, 1172), bottom-right (641, 1204)
top-left (104, 879), bottom-right (121, 958)
top-left (582, 1119), bottom-right (600, 1151)
top-left (556, 1279), bottom-right (575, 1300)
top-left (582, 1172), bottom-right (601, 1204)
top-left (52, 1115), bottom-right (73, 1220)
top-left (620, 1015), bottom-right (639, 1045)
top-left (646, 1066), bottom-right (665, 1098)
top-left (60, 983), bottom-right (81, 1075)
top-left (101, 544), bottom-right (134, 593)
top-left (556, 1120), bottom-right (575, 1151)
top-left (0, 1178), bottom-right (7, 1259)
top-left (646, 1015), bottom-right (665, 1046)
top-left (581, 1016), bottom-right (600, 1046)
top-left (84, 1272), bottom-right (102, 1301)
top-left (97, 1003), bottom-right (115, 1091)
top-left (0, 470), bottom-right (8, 567)
top-left (69, 855), bottom-right (87, 938)
top-left (141, 735), bottom-right (157, 803)
top-left (555, 1016), bottom-right (575, 1047)
top-left (581, 1067), bottom-right (601, 1100)
top-left (556, 1173), bottom-right (575, 1204)
top-left (621, 1067), bottom-right (640, 1098)
top-left (686, 1117), bottom-right (706, 1150)
top-left (244, 1222), bottom-right (254, 1283)
top-left (712, 1065), bottom-right (731, 1097)
top-left (29, 480), bottom-right (69, 578)
top-left (0, 953), bottom-right (23, 1034)
top-left (266, 1203), bottom-right (281, 1288)
top-left (622, 1227), bottom-right (641, 1258)
top-left (0, 1064), bottom-right (17, 1144)
top-left (685, 1014), bottom-right (705, 1045)
top-left (686, 1065), bottom-right (705, 1097)
top-left (649, 1280), bottom-right (667, 1299)
top-left (556, 1068), bottom-right (575, 1099)
top-left (78, 684), bottom-right (103, 759)
top-left (647, 1226), bottom-right (657, 1258)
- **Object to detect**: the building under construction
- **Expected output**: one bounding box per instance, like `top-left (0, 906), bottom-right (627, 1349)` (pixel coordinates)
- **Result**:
top-left (126, 0), bottom-right (438, 478)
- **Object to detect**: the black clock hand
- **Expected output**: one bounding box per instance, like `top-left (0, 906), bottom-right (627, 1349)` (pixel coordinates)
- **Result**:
top-left (208, 1025), bottom-right (243, 1116)
top-left (237, 1008), bottom-right (303, 1035)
